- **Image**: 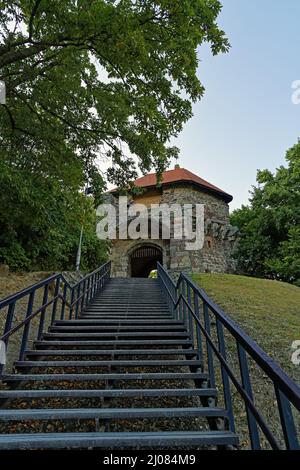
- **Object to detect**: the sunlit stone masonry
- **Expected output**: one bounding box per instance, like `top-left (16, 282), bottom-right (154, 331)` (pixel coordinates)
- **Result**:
top-left (106, 166), bottom-right (240, 278)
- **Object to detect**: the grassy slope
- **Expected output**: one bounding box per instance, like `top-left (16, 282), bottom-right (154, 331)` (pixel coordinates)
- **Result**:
top-left (192, 273), bottom-right (300, 385)
top-left (192, 273), bottom-right (300, 448)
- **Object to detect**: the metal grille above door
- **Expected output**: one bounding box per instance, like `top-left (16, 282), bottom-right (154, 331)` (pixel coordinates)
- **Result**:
top-left (131, 246), bottom-right (162, 259)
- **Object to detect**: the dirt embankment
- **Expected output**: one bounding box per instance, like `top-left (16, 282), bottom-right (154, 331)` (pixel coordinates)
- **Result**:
top-left (0, 272), bottom-right (53, 301)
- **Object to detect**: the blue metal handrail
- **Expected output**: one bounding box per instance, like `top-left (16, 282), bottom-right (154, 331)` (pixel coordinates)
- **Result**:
top-left (157, 262), bottom-right (300, 450)
top-left (0, 261), bottom-right (111, 374)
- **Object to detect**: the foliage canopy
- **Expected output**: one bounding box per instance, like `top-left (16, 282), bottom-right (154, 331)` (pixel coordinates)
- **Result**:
top-left (0, 0), bottom-right (228, 271)
top-left (231, 141), bottom-right (300, 285)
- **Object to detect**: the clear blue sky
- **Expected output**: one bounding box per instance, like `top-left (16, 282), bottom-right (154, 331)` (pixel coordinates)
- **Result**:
top-left (171, 0), bottom-right (300, 210)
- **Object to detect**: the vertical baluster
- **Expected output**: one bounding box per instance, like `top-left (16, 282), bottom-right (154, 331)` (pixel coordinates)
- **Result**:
top-left (19, 291), bottom-right (35, 361)
top-left (69, 288), bottom-right (75, 320)
top-left (216, 319), bottom-right (235, 432)
top-left (51, 278), bottom-right (60, 325)
top-left (94, 273), bottom-right (97, 295)
top-left (99, 271), bottom-right (102, 291)
top-left (86, 277), bottom-right (90, 304)
top-left (173, 281), bottom-right (177, 320)
top-left (92, 274), bottom-right (96, 298)
top-left (187, 283), bottom-right (194, 343)
top-left (37, 284), bottom-right (49, 340)
top-left (182, 280), bottom-right (187, 326)
top-left (60, 283), bottom-right (68, 320)
top-left (237, 343), bottom-right (261, 449)
top-left (274, 386), bottom-right (299, 449)
top-left (75, 284), bottom-right (80, 319)
top-left (95, 273), bottom-right (99, 294)
top-left (168, 277), bottom-right (172, 314)
top-left (203, 301), bottom-right (215, 388)
top-left (179, 282), bottom-right (183, 322)
top-left (89, 275), bottom-right (93, 301)
top-left (98, 271), bottom-right (101, 292)
top-left (85, 278), bottom-right (89, 307)
top-left (89, 277), bottom-right (93, 301)
top-left (80, 279), bottom-right (86, 315)
top-left (0, 302), bottom-right (16, 375)
top-left (194, 294), bottom-right (203, 363)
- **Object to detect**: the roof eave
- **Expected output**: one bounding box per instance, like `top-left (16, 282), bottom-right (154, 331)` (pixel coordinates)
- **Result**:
top-left (110, 180), bottom-right (233, 204)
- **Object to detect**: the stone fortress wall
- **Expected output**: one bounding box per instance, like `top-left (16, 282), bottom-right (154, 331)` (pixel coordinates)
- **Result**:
top-left (110, 183), bottom-right (239, 278)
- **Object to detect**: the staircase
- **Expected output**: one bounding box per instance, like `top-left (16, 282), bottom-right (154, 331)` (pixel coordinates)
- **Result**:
top-left (0, 277), bottom-right (238, 450)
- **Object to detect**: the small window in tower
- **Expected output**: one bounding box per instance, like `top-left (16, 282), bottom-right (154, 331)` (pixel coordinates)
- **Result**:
top-left (206, 237), bottom-right (213, 249)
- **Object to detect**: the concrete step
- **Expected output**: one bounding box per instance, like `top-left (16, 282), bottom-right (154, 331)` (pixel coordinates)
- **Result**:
top-left (42, 332), bottom-right (190, 339)
top-left (0, 387), bottom-right (217, 400)
top-left (25, 349), bottom-right (198, 357)
top-left (2, 372), bottom-right (208, 382)
top-left (34, 339), bottom-right (193, 348)
top-left (54, 320), bottom-right (184, 325)
top-left (15, 359), bottom-right (202, 368)
top-left (48, 325), bottom-right (185, 332)
top-left (0, 407), bottom-right (227, 421)
top-left (0, 431), bottom-right (239, 449)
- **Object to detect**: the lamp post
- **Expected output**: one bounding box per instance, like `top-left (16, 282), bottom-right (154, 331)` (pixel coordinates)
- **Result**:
top-left (75, 225), bottom-right (84, 272)
top-left (75, 185), bottom-right (92, 272)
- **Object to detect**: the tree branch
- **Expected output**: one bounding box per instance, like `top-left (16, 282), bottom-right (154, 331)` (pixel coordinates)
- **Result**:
top-left (28, 0), bottom-right (43, 40)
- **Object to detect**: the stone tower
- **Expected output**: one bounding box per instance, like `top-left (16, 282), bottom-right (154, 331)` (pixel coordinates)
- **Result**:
top-left (108, 166), bottom-right (239, 278)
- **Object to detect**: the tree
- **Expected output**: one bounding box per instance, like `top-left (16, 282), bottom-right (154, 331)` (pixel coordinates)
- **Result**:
top-left (231, 140), bottom-right (300, 284)
top-left (0, 0), bottom-right (229, 187)
top-left (0, 158), bottom-right (108, 271)
top-left (0, 1), bottom-right (229, 271)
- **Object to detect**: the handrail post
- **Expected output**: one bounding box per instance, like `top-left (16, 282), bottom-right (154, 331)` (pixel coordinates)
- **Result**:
top-left (194, 293), bottom-right (203, 364)
top-left (86, 277), bottom-right (91, 304)
top-left (0, 302), bottom-right (16, 375)
top-left (178, 282), bottom-right (183, 322)
top-left (216, 318), bottom-right (235, 432)
top-left (173, 282), bottom-right (178, 320)
top-left (92, 273), bottom-right (96, 297)
top-left (80, 279), bottom-right (86, 314)
top-left (19, 291), bottom-right (35, 361)
top-left (182, 280), bottom-right (187, 327)
top-left (50, 277), bottom-right (60, 325)
top-left (75, 285), bottom-right (80, 319)
top-left (37, 284), bottom-right (49, 340)
top-left (60, 282), bottom-right (68, 320)
top-left (203, 301), bottom-right (215, 388)
top-left (274, 386), bottom-right (299, 449)
top-left (90, 274), bottom-right (94, 299)
top-left (187, 284), bottom-right (194, 343)
top-left (237, 343), bottom-right (261, 449)
top-left (69, 288), bottom-right (75, 320)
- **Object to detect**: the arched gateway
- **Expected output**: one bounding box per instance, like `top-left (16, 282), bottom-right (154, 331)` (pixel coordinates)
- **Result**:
top-left (130, 245), bottom-right (163, 278)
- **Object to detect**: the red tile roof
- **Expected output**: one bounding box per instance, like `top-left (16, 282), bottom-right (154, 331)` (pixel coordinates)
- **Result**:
top-left (132, 168), bottom-right (232, 203)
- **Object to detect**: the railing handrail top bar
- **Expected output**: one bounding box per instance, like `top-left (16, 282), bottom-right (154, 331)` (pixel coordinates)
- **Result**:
top-left (0, 273), bottom-right (60, 309)
top-left (179, 271), bottom-right (300, 397)
top-left (157, 263), bottom-right (300, 407)
top-left (0, 295), bottom-right (60, 341)
top-left (71, 261), bottom-right (111, 288)
top-left (0, 261), bottom-right (111, 309)
top-left (181, 290), bottom-right (300, 409)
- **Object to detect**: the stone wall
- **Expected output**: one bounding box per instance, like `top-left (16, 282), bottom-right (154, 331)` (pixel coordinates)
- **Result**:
top-left (110, 183), bottom-right (239, 277)
top-left (110, 239), bottom-right (169, 278)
